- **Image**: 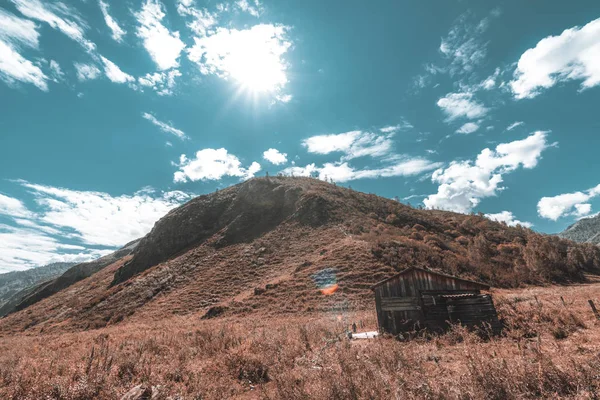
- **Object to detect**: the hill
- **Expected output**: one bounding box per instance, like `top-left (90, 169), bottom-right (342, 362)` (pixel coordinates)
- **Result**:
top-left (1, 176), bottom-right (599, 334)
top-left (0, 262), bottom-right (76, 313)
top-left (559, 213), bottom-right (600, 245)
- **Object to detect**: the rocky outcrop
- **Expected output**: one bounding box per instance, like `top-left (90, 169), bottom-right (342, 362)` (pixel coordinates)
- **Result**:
top-left (0, 239), bottom-right (140, 317)
top-left (559, 213), bottom-right (600, 245)
top-left (112, 178), bottom-right (330, 285)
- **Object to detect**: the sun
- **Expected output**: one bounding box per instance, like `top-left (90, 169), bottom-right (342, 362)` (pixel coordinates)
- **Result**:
top-left (224, 27), bottom-right (289, 93)
top-left (190, 24), bottom-right (291, 95)
top-left (228, 49), bottom-right (285, 93)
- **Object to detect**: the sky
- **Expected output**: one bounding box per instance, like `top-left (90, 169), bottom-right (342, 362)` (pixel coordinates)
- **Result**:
top-left (1, 0), bottom-right (600, 272)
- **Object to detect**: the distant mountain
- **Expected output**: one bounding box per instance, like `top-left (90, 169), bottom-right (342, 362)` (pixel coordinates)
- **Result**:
top-left (559, 213), bottom-right (600, 245)
top-left (0, 262), bottom-right (76, 310)
top-left (0, 240), bottom-right (140, 317)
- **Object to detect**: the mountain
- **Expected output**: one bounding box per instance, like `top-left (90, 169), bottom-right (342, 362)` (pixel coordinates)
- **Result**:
top-left (1, 176), bottom-right (599, 334)
top-left (0, 239), bottom-right (140, 317)
top-left (0, 262), bottom-right (76, 310)
top-left (559, 213), bottom-right (600, 245)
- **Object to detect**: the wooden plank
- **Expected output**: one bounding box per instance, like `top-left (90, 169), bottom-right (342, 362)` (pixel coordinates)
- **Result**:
top-left (381, 297), bottom-right (420, 312)
top-left (381, 296), bottom-right (419, 305)
top-left (382, 305), bottom-right (421, 312)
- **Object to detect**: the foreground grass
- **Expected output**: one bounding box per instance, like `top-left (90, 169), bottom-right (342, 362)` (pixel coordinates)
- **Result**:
top-left (0, 282), bottom-right (599, 399)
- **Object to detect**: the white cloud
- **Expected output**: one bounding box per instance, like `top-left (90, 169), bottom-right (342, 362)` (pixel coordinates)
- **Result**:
top-left (0, 40), bottom-right (47, 90)
top-left (511, 17), bottom-right (600, 99)
top-left (48, 59), bottom-right (64, 81)
top-left (485, 211), bottom-right (533, 228)
top-left (0, 9), bottom-right (47, 90)
top-left (19, 181), bottom-right (192, 247)
top-left (380, 126), bottom-right (399, 133)
top-left (0, 224), bottom-right (112, 273)
top-left (176, 0), bottom-right (218, 37)
top-left (188, 24), bottom-right (291, 94)
top-left (235, 0), bottom-right (262, 17)
top-left (437, 92), bottom-right (488, 121)
top-left (281, 158), bottom-right (442, 183)
top-left (142, 112), bottom-right (187, 140)
top-left (481, 77), bottom-right (495, 90)
top-left (537, 184), bottom-right (600, 221)
top-left (424, 131), bottom-right (551, 213)
top-left (173, 148), bottom-right (261, 182)
top-left (438, 12), bottom-right (495, 76)
top-left (135, 0), bottom-right (186, 70)
top-left (275, 93), bottom-right (292, 103)
top-left (0, 193), bottom-right (33, 218)
top-left (13, 218), bottom-right (62, 236)
top-left (138, 69), bottom-right (181, 95)
top-left (303, 130), bottom-right (395, 160)
top-left (74, 62), bottom-right (101, 81)
top-left (506, 121), bottom-right (524, 131)
top-left (177, 0), bottom-right (263, 36)
top-left (101, 56), bottom-right (134, 84)
top-left (263, 148), bottom-right (288, 165)
top-left (12, 0), bottom-right (96, 53)
top-left (0, 8), bottom-right (40, 48)
top-left (99, 0), bottom-right (126, 43)
top-left (380, 120), bottom-right (413, 133)
top-left (303, 131), bottom-right (360, 155)
top-left (281, 163), bottom-right (319, 178)
top-left (296, 124), bottom-right (441, 182)
top-left (456, 122), bottom-right (480, 134)
top-left (414, 10), bottom-right (500, 91)
top-left (0, 182), bottom-right (194, 272)
top-left (575, 203), bottom-right (592, 217)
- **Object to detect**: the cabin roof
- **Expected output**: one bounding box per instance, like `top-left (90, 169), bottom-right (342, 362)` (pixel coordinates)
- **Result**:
top-left (370, 267), bottom-right (490, 291)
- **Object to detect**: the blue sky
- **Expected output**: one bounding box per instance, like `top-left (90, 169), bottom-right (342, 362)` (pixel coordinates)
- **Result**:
top-left (1, 0), bottom-right (600, 272)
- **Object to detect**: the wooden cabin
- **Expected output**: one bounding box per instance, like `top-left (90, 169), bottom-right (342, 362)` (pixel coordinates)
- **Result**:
top-left (372, 267), bottom-right (501, 335)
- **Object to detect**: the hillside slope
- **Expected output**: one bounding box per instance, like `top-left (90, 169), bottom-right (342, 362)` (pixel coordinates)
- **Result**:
top-left (559, 213), bottom-right (600, 245)
top-left (1, 177), bottom-right (599, 334)
top-left (0, 262), bottom-right (76, 311)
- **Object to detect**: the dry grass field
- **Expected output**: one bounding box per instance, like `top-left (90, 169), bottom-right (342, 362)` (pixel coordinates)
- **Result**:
top-left (0, 278), bottom-right (599, 399)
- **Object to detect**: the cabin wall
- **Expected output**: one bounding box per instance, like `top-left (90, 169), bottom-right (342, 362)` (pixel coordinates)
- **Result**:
top-left (445, 294), bottom-right (501, 332)
top-left (374, 269), bottom-right (499, 335)
top-left (373, 272), bottom-right (423, 333)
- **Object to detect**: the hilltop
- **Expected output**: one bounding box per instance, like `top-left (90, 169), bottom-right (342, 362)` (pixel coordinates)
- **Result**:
top-left (1, 176), bottom-right (599, 334)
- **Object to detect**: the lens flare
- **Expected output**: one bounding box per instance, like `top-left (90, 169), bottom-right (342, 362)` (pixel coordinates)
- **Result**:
top-left (320, 283), bottom-right (339, 296)
top-left (312, 268), bottom-right (339, 296)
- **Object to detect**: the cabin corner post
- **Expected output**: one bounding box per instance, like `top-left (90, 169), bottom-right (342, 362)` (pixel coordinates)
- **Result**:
top-left (417, 289), bottom-right (426, 331)
top-left (374, 289), bottom-right (384, 333)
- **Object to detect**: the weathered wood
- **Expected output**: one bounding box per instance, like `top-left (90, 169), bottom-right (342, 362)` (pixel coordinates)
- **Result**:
top-left (589, 300), bottom-right (600, 320)
top-left (381, 305), bottom-right (421, 312)
top-left (373, 268), bottom-right (501, 335)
